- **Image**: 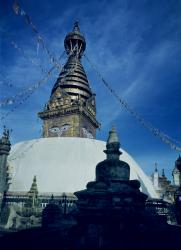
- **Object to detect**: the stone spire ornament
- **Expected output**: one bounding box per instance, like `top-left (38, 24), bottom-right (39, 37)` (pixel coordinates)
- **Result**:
top-left (174, 156), bottom-right (181, 224)
top-left (18, 176), bottom-right (41, 223)
top-left (75, 126), bottom-right (147, 210)
top-left (96, 126), bottom-right (130, 183)
top-left (73, 128), bottom-right (148, 249)
top-left (173, 156), bottom-right (181, 186)
top-left (29, 176), bottom-right (38, 196)
top-left (0, 127), bottom-right (11, 208)
top-left (26, 176), bottom-right (39, 208)
top-left (0, 126), bottom-right (11, 157)
top-left (175, 155), bottom-right (181, 171)
top-left (107, 126), bottom-right (119, 144)
top-left (154, 162), bottom-right (158, 172)
top-left (104, 126), bottom-right (121, 160)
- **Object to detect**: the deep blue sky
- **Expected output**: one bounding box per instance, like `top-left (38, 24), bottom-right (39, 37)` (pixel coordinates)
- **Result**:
top-left (1, 0), bottom-right (181, 179)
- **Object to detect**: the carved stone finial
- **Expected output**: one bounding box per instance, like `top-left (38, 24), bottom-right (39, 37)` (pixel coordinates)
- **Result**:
top-left (104, 126), bottom-right (121, 160)
top-left (162, 169), bottom-right (165, 177)
top-left (95, 127), bottom-right (130, 183)
top-left (154, 162), bottom-right (158, 172)
top-left (28, 175), bottom-right (38, 197)
top-left (0, 127), bottom-right (11, 155)
top-left (107, 126), bottom-right (119, 144)
top-left (176, 156), bottom-right (181, 171)
top-left (25, 176), bottom-right (39, 208)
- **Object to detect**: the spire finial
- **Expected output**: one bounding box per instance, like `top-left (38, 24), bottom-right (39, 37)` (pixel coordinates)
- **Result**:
top-left (64, 20), bottom-right (86, 58)
top-left (29, 175), bottom-right (38, 195)
top-left (50, 194), bottom-right (55, 204)
top-left (176, 155), bottom-right (181, 171)
top-left (2, 126), bottom-right (10, 139)
top-left (162, 169), bottom-right (165, 177)
top-left (0, 126), bottom-right (11, 154)
top-left (33, 175), bottom-right (36, 182)
top-left (73, 20), bottom-right (80, 33)
top-left (104, 127), bottom-right (121, 160)
top-left (107, 126), bottom-right (119, 145)
top-left (26, 176), bottom-right (39, 208)
top-left (154, 162), bottom-right (158, 172)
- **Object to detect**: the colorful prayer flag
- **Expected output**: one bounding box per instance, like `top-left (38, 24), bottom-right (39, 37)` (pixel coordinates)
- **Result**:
top-left (32, 25), bottom-right (38, 34)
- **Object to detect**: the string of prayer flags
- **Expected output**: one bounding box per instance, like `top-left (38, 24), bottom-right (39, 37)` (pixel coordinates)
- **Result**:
top-left (0, 65), bottom-right (56, 120)
top-left (11, 41), bottom-right (47, 74)
top-left (12, 1), bottom-right (20, 15)
top-left (12, 1), bottom-right (62, 71)
top-left (84, 53), bottom-right (181, 153)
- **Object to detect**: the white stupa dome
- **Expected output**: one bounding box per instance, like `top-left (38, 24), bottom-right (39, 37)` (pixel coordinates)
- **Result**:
top-left (8, 137), bottom-right (158, 198)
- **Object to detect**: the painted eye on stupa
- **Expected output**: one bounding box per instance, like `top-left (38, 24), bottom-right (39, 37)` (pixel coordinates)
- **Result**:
top-left (82, 127), bottom-right (93, 139)
top-left (60, 124), bottom-right (71, 132)
top-left (49, 124), bottom-right (71, 135)
top-left (49, 127), bottom-right (60, 133)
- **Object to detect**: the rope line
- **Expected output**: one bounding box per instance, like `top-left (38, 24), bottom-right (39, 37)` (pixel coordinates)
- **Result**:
top-left (12, 1), bottom-right (62, 71)
top-left (0, 65), bottom-right (56, 122)
top-left (0, 48), bottom-right (65, 108)
top-left (84, 53), bottom-right (181, 153)
top-left (11, 41), bottom-right (47, 74)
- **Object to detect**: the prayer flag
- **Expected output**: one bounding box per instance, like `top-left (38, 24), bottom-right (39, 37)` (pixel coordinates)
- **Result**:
top-left (24, 14), bottom-right (31, 24)
top-left (20, 9), bottom-right (26, 16)
top-left (7, 100), bottom-right (13, 105)
top-left (32, 25), bottom-right (38, 34)
top-left (13, 2), bottom-right (20, 15)
top-left (37, 40), bottom-right (40, 56)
